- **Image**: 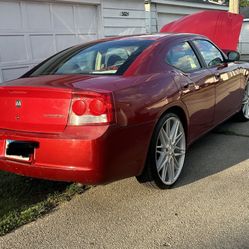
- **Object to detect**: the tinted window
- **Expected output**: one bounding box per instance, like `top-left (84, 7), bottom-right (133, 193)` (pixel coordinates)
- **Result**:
top-left (26, 40), bottom-right (154, 76)
top-left (166, 42), bottom-right (201, 72)
top-left (193, 40), bottom-right (224, 67)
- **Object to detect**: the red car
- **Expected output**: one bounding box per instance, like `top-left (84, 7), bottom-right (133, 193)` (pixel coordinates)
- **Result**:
top-left (0, 33), bottom-right (249, 189)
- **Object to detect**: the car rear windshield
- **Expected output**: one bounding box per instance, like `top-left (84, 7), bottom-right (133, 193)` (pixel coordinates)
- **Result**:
top-left (25, 40), bottom-right (154, 76)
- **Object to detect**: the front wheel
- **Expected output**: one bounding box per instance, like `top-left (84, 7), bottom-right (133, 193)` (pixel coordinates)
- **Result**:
top-left (237, 81), bottom-right (249, 121)
top-left (137, 113), bottom-right (186, 189)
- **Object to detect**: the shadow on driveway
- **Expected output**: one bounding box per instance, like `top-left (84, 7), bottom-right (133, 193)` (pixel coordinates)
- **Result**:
top-left (175, 119), bottom-right (249, 188)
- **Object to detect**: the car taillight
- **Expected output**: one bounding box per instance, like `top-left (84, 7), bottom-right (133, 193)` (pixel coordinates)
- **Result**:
top-left (72, 100), bottom-right (87, 116)
top-left (68, 91), bottom-right (114, 126)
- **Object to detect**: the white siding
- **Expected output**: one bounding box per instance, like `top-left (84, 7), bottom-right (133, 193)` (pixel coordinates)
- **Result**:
top-left (103, 0), bottom-right (146, 37)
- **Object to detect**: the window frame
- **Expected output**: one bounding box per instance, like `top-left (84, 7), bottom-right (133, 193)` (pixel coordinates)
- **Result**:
top-left (190, 39), bottom-right (226, 69)
top-left (165, 41), bottom-right (204, 74)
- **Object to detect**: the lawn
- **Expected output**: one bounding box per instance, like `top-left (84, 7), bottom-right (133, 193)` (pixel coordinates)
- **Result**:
top-left (0, 171), bottom-right (85, 236)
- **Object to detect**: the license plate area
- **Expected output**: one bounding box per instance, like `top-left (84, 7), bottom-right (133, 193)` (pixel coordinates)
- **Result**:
top-left (5, 140), bottom-right (39, 162)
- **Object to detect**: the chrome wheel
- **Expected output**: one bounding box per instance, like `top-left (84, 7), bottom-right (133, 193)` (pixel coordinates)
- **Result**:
top-left (155, 116), bottom-right (186, 185)
top-left (242, 82), bottom-right (249, 119)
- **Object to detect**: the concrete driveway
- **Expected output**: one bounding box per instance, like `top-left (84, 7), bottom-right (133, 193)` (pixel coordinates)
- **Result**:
top-left (1, 119), bottom-right (249, 249)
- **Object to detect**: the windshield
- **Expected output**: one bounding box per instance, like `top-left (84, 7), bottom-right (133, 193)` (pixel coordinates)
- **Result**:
top-left (25, 40), bottom-right (154, 77)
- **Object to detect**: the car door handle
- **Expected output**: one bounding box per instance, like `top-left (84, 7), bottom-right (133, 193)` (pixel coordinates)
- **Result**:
top-left (215, 73), bottom-right (220, 79)
top-left (183, 82), bottom-right (196, 90)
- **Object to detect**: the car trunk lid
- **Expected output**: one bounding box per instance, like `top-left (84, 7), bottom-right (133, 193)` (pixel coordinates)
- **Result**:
top-left (0, 86), bottom-right (72, 133)
top-left (0, 74), bottom-right (123, 133)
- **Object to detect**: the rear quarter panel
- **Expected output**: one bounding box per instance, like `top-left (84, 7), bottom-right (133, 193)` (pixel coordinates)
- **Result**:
top-left (107, 72), bottom-right (185, 177)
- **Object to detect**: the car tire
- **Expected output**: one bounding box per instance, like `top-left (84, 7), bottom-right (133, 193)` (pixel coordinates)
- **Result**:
top-left (137, 113), bottom-right (186, 189)
top-left (236, 81), bottom-right (249, 122)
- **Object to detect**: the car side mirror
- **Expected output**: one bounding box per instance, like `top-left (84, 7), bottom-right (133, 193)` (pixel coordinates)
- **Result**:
top-left (227, 51), bottom-right (240, 62)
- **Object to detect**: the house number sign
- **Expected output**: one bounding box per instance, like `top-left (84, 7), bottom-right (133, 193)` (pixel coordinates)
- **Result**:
top-left (121, 11), bottom-right (130, 17)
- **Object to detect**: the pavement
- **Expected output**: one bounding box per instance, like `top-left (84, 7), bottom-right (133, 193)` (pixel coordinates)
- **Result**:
top-left (1, 119), bottom-right (249, 249)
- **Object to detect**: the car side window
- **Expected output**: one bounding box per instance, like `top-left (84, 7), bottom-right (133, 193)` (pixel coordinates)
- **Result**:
top-left (166, 42), bottom-right (201, 73)
top-left (193, 40), bottom-right (224, 67)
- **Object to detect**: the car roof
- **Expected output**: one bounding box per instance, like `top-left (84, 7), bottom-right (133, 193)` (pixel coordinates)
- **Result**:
top-left (99, 33), bottom-right (206, 42)
top-left (70, 33), bottom-right (207, 52)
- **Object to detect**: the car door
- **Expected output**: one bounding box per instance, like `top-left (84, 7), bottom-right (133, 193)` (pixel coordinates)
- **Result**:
top-left (166, 41), bottom-right (216, 142)
top-left (192, 39), bottom-right (243, 125)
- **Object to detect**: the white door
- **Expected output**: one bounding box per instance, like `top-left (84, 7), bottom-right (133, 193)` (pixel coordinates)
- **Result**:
top-left (158, 13), bottom-right (184, 31)
top-left (0, 1), bottom-right (99, 83)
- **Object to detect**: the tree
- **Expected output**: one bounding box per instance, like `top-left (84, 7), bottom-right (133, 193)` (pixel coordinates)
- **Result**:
top-left (240, 0), bottom-right (249, 7)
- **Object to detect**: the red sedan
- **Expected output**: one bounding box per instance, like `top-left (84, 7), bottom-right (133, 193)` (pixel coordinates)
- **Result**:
top-left (0, 34), bottom-right (249, 189)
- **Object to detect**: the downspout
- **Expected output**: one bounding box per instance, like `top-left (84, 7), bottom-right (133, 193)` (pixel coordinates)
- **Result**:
top-left (145, 0), bottom-right (152, 34)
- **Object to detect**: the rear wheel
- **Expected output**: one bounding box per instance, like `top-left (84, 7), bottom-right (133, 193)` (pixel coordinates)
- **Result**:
top-left (137, 113), bottom-right (186, 189)
top-left (237, 81), bottom-right (249, 121)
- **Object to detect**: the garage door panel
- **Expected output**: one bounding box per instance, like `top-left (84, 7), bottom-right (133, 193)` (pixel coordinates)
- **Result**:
top-left (52, 4), bottom-right (75, 33)
top-left (56, 34), bottom-right (78, 51)
top-left (76, 5), bottom-right (97, 34)
top-left (0, 35), bottom-right (27, 63)
top-left (2, 67), bottom-right (29, 82)
top-left (26, 2), bottom-right (52, 31)
top-left (78, 34), bottom-right (98, 43)
top-left (0, 1), bottom-right (22, 30)
top-left (30, 35), bottom-right (55, 60)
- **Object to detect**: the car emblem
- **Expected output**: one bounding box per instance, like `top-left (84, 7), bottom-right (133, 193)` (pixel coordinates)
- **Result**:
top-left (16, 100), bottom-right (22, 108)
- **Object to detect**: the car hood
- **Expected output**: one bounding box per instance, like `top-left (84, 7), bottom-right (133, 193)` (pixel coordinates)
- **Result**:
top-left (160, 10), bottom-right (243, 51)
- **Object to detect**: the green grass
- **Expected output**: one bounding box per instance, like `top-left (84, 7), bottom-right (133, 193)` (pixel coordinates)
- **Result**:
top-left (0, 171), bottom-right (85, 236)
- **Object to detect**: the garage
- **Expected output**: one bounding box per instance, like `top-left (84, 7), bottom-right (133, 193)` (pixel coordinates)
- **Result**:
top-left (0, 0), bottom-right (100, 83)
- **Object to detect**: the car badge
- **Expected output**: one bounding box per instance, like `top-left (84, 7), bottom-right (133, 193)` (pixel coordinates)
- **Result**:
top-left (16, 100), bottom-right (22, 108)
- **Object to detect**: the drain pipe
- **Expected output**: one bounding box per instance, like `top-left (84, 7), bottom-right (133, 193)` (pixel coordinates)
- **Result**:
top-left (145, 0), bottom-right (151, 34)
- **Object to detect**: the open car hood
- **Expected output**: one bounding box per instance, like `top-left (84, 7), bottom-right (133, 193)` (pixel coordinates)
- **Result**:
top-left (160, 10), bottom-right (243, 51)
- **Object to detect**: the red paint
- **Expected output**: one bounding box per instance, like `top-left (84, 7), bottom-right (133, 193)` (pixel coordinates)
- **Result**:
top-left (160, 11), bottom-right (243, 51)
top-left (0, 34), bottom-right (248, 184)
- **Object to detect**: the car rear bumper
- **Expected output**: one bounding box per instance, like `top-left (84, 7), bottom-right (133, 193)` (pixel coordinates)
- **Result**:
top-left (0, 159), bottom-right (102, 184)
top-left (0, 126), bottom-right (113, 184)
top-left (0, 123), bottom-right (153, 184)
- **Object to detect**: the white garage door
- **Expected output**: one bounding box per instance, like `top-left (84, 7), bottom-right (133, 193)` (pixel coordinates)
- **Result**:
top-left (239, 21), bottom-right (249, 56)
top-left (158, 13), bottom-right (184, 31)
top-left (0, 1), bottom-right (99, 83)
